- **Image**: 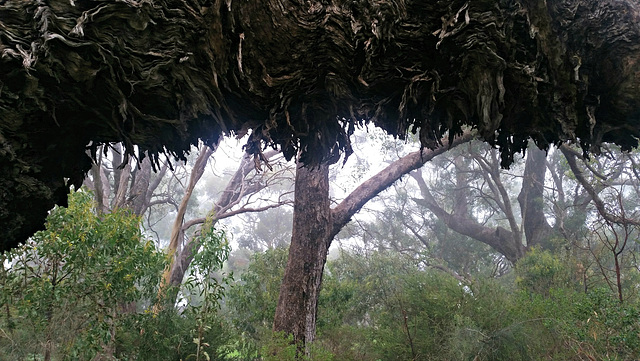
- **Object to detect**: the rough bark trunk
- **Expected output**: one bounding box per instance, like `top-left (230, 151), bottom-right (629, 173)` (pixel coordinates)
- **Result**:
top-left (273, 162), bottom-right (331, 350)
top-left (273, 133), bottom-right (473, 351)
top-left (129, 157), bottom-right (153, 216)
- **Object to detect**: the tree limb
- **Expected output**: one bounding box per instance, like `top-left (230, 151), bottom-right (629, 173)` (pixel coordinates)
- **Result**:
top-left (410, 170), bottom-right (524, 263)
top-left (561, 145), bottom-right (640, 227)
top-left (330, 131), bottom-right (475, 239)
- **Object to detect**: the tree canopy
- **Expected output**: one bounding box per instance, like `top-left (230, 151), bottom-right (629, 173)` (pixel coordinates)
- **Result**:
top-left (1, 0), bottom-right (640, 250)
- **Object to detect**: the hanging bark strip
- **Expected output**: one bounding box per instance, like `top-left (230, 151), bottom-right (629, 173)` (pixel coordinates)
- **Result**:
top-left (1, 0), bottom-right (640, 250)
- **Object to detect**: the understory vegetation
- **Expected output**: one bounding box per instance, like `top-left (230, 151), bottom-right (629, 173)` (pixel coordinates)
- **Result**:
top-left (3, 133), bottom-right (640, 360)
top-left (3, 0), bottom-right (640, 358)
top-left (1, 192), bottom-right (639, 360)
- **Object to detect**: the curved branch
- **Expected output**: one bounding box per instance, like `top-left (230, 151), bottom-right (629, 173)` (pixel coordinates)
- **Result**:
top-left (472, 151), bottom-right (522, 244)
top-left (561, 145), bottom-right (640, 227)
top-left (330, 131), bottom-right (475, 239)
top-left (410, 170), bottom-right (524, 263)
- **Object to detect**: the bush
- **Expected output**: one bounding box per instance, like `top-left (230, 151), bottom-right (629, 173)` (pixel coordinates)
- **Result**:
top-left (0, 191), bottom-right (165, 360)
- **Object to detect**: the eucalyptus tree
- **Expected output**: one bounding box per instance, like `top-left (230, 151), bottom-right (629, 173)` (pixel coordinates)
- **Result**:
top-left (348, 140), bottom-right (640, 291)
top-left (0, 192), bottom-right (165, 360)
top-left (3, 0), bottom-right (640, 354)
top-left (84, 141), bottom-right (295, 306)
top-left (162, 150), bottom-right (295, 302)
top-left (273, 131), bottom-right (474, 349)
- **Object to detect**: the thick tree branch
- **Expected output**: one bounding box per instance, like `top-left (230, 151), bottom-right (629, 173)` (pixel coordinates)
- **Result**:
top-left (167, 146), bottom-right (215, 253)
top-left (330, 131), bottom-right (475, 239)
top-left (155, 145), bottom-right (215, 308)
top-left (411, 171), bottom-right (524, 263)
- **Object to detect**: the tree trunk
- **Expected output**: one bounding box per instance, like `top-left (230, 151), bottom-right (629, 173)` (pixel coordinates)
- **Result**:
top-left (89, 155), bottom-right (109, 215)
top-left (156, 146), bottom-right (214, 308)
top-left (518, 145), bottom-right (553, 249)
top-left (129, 157), bottom-right (153, 216)
top-left (113, 163), bottom-right (132, 210)
top-left (273, 162), bottom-right (331, 350)
top-left (166, 150), bottom-right (283, 301)
top-left (273, 133), bottom-right (473, 351)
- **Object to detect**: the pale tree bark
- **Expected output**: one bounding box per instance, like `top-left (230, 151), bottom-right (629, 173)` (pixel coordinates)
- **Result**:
top-left (167, 152), bottom-right (259, 290)
top-left (545, 147), bottom-right (610, 242)
top-left (111, 144), bottom-right (125, 204)
top-left (84, 144), bottom-right (168, 217)
top-left (453, 156), bottom-right (470, 218)
top-left (274, 131), bottom-right (475, 350)
top-left (167, 150), bottom-right (291, 295)
top-left (156, 145), bottom-right (215, 306)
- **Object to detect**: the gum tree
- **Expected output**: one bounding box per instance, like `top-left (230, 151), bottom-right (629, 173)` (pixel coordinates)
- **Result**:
top-left (2, 0), bottom-right (640, 353)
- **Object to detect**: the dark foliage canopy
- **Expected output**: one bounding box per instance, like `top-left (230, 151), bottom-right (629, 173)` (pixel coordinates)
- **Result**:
top-left (1, 0), bottom-right (639, 251)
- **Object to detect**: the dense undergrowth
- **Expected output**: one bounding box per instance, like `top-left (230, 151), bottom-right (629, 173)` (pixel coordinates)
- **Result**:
top-left (1, 192), bottom-right (639, 360)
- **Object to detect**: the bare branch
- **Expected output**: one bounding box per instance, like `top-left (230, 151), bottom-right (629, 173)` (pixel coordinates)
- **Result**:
top-left (182, 201), bottom-right (292, 232)
top-left (561, 145), bottom-right (640, 227)
top-left (330, 131), bottom-right (475, 239)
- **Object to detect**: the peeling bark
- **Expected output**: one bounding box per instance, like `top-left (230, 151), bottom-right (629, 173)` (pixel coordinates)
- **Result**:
top-left (2, 0), bottom-right (640, 250)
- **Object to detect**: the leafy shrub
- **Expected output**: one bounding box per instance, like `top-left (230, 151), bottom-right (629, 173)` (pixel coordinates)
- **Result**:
top-left (0, 190), bottom-right (165, 360)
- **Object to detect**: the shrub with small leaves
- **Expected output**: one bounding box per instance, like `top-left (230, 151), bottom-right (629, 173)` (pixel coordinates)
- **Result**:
top-left (0, 190), bottom-right (165, 360)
